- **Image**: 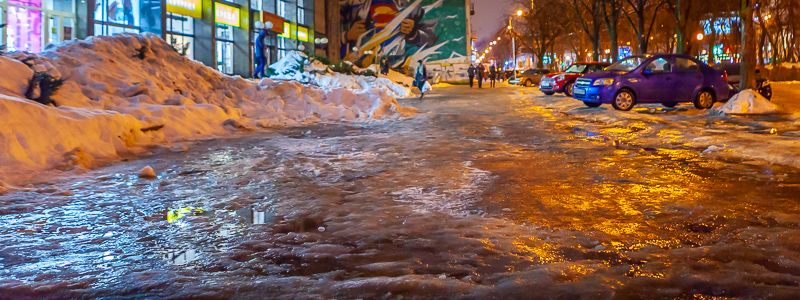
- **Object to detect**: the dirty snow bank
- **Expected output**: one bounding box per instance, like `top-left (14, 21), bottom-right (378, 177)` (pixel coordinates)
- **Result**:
top-left (268, 51), bottom-right (413, 98)
top-left (712, 89), bottom-right (781, 115)
top-left (0, 33), bottom-right (415, 186)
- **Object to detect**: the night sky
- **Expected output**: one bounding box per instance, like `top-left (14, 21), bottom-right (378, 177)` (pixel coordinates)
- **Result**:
top-left (472, 0), bottom-right (517, 45)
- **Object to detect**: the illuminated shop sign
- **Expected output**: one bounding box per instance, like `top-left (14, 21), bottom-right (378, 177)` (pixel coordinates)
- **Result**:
top-left (215, 2), bottom-right (240, 27)
top-left (278, 22), bottom-right (310, 42)
top-left (167, 0), bottom-right (202, 18)
top-left (261, 11), bottom-right (285, 33)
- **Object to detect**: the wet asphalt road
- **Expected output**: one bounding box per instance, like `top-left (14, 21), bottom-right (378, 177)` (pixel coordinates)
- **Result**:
top-left (1, 85), bottom-right (800, 299)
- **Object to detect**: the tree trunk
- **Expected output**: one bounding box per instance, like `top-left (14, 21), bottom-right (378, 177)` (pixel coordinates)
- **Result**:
top-left (740, 0), bottom-right (756, 90)
top-left (637, 9), bottom-right (647, 54)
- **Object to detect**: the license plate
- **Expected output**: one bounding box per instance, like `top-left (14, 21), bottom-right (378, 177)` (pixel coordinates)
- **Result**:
top-left (574, 87), bottom-right (586, 95)
top-left (541, 82), bottom-right (551, 87)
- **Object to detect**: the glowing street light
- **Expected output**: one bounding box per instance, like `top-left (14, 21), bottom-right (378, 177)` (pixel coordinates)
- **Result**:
top-left (696, 33), bottom-right (704, 41)
top-left (516, 9), bottom-right (523, 16)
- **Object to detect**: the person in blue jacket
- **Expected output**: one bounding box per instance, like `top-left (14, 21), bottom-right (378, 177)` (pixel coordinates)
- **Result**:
top-left (253, 23), bottom-right (268, 78)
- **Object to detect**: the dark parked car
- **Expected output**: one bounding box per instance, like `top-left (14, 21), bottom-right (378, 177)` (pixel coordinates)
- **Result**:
top-left (572, 54), bottom-right (730, 110)
top-left (513, 68), bottom-right (550, 86)
top-left (713, 63), bottom-right (772, 100)
top-left (539, 62), bottom-right (610, 96)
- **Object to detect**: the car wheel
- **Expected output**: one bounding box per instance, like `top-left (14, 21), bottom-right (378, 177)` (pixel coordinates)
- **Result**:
top-left (693, 90), bottom-right (715, 109)
top-left (662, 102), bottom-right (678, 108)
top-left (612, 90), bottom-right (636, 111)
top-left (584, 101), bottom-right (601, 108)
top-left (564, 82), bottom-right (575, 97)
top-left (524, 79), bottom-right (532, 87)
top-left (543, 91), bottom-right (555, 96)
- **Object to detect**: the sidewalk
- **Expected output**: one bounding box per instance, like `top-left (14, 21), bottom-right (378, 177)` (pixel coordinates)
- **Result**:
top-left (772, 82), bottom-right (800, 114)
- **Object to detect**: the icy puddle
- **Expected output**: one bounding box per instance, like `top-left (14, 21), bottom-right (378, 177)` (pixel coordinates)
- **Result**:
top-left (1, 86), bottom-right (800, 298)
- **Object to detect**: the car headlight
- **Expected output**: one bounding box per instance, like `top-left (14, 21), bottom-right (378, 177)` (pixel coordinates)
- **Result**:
top-left (592, 78), bottom-right (615, 86)
top-left (554, 74), bottom-right (565, 81)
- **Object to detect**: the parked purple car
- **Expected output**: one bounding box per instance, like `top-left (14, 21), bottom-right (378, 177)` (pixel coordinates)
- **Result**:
top-left (572, 54), bottom-right (730, 111)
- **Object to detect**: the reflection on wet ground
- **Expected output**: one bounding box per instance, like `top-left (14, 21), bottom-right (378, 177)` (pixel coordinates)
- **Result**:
top-left (1, 86), bottom-right (799, 298)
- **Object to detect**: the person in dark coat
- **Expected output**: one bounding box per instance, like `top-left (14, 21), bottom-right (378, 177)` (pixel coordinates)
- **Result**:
top-left (380, 57), bottom-right (390, 75)
top-left (467, 64), bottom-right (476, 88)
top-left (253, 26), bottom-right (268, 78)
top-left (477, 64), bottom-right (486, 89)
top-left (489, 64), bottom-right (497, 88)
top-left (414, 59), bottom-right (428, 99)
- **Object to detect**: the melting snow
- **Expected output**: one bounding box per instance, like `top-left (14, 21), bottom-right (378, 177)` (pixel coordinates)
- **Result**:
top-left (0, 34), bottom-right (416, 185)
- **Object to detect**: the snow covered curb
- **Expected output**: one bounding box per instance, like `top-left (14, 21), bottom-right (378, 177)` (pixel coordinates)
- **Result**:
top-left (0, 34), bottom-right (415, 186)
top-left (519, 89), bottom-right (800, 169)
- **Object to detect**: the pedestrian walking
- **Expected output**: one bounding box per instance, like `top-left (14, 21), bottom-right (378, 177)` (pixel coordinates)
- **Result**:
top-left (477, 64), bottom-right (485, 89)
top-left (467, 64), bottom-right (476, 88)
top-left (252, 23), bottom-right (268, 79)
top-left (489, 64), bottom-right (497, 88)
top-left (414, 60), bottom-right (428, 99)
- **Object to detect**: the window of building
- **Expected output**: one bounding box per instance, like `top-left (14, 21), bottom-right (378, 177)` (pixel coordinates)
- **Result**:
top-left (277, 0), bottom-right (286, 18)
top-left (0, 5), bottom-right (5, 47)
top-left (5, 0), bottom-right (44, 52)
top-left (216, 24), bottom-right (234, 74)
top-left (2, 0), bottom-right (75, 52)
top-left (93, 0), bottom-right (140, 35)
top-left (250, 0), bottom-right (261, 10)
top-left (167, 13), bottom-right (194, 59)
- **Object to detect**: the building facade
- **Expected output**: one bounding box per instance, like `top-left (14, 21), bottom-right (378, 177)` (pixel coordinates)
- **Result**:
top-left (0, 0), bottom-right (317, 77)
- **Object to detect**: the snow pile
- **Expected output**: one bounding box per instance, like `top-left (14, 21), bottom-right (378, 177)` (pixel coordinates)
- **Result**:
top-left (385, 69), bottom-right (414, 87)
top-left (713, 89), bottom-right (781, 115)
top-left (0, 33), bottom-right (414, 185)
top-left (0, 57), bottom-right (33, 97)
top-left (268, 51), bottom-right (413, 98)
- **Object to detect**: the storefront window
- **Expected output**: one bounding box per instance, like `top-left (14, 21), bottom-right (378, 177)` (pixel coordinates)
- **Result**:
top-left (167, 12), bottom-right (194, 59)
top-left (47, 15), bottom-right (74, 44)
top-left (94, 0), bottom-right (139, 27)
top-left (0, 5), bottom-right (5, 48)
top-left (216, 24), bottom-right (233, 74)
top-left (93, 0), bottom-right (162, 36)
top-left (6, 0), bottom-right (44, 52)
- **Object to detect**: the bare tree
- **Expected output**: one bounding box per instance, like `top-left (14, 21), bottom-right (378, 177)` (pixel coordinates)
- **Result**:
top-left (601, 0), bottom-right (625, 61)
top-left (571, 0), bottom-right (604, 60)
top-left (624, 0), bottom-right (666, 54)
top-left (665, 0), bottom-right (698, 53)
top-left (740, 0), bottom-right (757, 89)
top-left (521, 0), bottom-right (569, 67)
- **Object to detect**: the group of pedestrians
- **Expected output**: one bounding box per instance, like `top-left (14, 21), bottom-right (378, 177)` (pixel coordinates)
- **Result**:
top-left (467, 63), bottom-right (500, 88)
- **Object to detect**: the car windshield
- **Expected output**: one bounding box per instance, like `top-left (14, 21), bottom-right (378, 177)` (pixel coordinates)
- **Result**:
top-left (565, 64), bottom-right (587, 73)
top-left (605, 57), bottom-right (645, 72)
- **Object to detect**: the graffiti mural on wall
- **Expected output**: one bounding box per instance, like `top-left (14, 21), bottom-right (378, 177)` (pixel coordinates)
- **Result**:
top-left (340, 0), bottom-right (468, 70)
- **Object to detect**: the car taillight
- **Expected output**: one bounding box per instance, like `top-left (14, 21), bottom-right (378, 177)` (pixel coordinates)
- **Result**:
top-left (722, 70), bottom-right (728, 82)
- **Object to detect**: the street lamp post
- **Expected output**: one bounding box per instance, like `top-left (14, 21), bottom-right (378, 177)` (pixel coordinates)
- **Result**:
top-left (509, 9), bottom-right (523, 80)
